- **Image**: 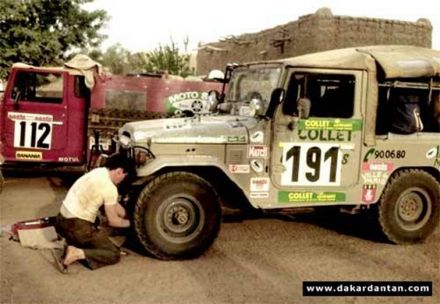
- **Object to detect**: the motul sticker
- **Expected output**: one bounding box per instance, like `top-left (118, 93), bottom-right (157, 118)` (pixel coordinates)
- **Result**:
top-left (250, 177), bottom-right (270, 192)
top-left (248, 145), bottom-right (268, 159)
top-left (362, 184), bottom-right (377, 203)
top-left (16, 151), bottom-right (42, 161)
top-left (58, 156), bottom-right (80, 162)
top-left (228, 164), bottom-right (250, 174)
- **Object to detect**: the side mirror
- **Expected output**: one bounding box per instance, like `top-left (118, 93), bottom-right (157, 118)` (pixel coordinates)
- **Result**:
top-left (297, 98), bottom-right (311, 119)
top-left (265, 88), bottom-right (285, 119)
top-left (207, 90), bottom-right (220, 111)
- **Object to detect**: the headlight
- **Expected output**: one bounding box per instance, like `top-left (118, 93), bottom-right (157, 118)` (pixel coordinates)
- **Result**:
top-left (133, 147), bottom-right (155, 166)
top-left (135, 150), bottom-right (148, 166)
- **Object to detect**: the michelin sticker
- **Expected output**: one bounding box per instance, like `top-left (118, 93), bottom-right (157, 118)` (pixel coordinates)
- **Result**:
top-left (165, 92), bottom-right (209, 114)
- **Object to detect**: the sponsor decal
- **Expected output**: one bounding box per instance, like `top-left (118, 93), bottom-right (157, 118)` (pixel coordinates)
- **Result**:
top-left (281, 142), bottom-right (342, 186)
top-left (362, 162), bottom-right (394, 173)
top-left (16, 151), bottom-right (42, 160)
top-left (165, 91), bottom-right (208, 114)
top-left (228, 164), bottom-right (250, 174)
top-left (250, 192), bottom-right (269, 199)
top-left (361, 161), bottom-right (393, 185)
top-left (58, 156), bottom-right (80, 162)
top-left (8, 112), bottom-right (62, 150)
top-left (426, 146), bottom-right (438, 159)
top-left (278, 191), bottom-right (346, 203)
top-left (250, 159), bottom-right (264, 173)
top-left (361, 171), bottom-right (389, 185)
top-left (227, 135), bottom-right (247, 143)
top-left (298, 118), bottom-right (362, 131)
top-left (248, 145), bottom-right (268, 158)
top-left (154, 135), bottom-right (232, 144)
top-left (250, 131), bottom-right (264, 143)
top-left (426, 146), bottom-right (440, 169)
top-left (250, 177), bottom-right (270, 192)
top-left (8, 112), bottom-right (53, 123)
top-left (363, 148), bottom-right (406, 162)
top-left (362, 184), bottom-right (377, 203)
top-left (298, 129), bottom-right (353, 142)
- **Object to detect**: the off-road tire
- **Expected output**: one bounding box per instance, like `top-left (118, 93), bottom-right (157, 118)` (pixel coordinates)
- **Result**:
top-left (378, 169), bottom-right (440, 244)
top-left (134, 172), bottom-right (221, 260)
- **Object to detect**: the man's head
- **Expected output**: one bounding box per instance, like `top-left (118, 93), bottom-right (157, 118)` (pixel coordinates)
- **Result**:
top-left (105, 153), bottom-right (136, 185)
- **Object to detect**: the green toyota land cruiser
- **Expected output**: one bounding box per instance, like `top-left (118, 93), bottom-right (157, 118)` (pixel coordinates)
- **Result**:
top-left (118, 45), bottom-right (440, 260)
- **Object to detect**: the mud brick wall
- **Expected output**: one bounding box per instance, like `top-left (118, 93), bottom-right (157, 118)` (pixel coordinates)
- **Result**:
top-left (196, 8), bottom-right (432, 75)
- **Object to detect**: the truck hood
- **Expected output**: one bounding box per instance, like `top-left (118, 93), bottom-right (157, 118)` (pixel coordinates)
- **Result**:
top-left (119, 115), bottom-right (258, 144)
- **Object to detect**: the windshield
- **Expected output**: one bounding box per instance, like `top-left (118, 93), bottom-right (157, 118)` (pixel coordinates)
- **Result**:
top-left (227, 66), bottom-right (281, 111)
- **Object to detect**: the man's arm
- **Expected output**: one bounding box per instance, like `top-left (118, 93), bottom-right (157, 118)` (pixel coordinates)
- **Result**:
top-left (104, 203), bottom-right (130, 228)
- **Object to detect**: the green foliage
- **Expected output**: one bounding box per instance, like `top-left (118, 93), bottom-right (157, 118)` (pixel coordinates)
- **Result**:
top-left (144, 40), bottom-right (193, 77)
top-left (0, 0), bottom-right (107, 79)
top-left (84, 39), bottom-right (194, 77)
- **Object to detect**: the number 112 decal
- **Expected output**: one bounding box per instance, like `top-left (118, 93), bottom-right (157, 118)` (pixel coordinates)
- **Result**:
top-left (8, 112), bottom-right (55, 150)
top-left (281, 143), bottom-right (342, 186)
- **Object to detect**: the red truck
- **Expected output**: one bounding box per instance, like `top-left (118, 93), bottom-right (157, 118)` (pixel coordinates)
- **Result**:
top-left (0, 56), bottom-right (222, 191)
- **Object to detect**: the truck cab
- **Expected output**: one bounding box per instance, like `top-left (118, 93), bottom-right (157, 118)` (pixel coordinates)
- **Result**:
top-left (0, 64), bottom-right (89, 166)
top-left (0, 56), bottom-right (223, 190)
top-left (118, 45), bottom-right (440, 260)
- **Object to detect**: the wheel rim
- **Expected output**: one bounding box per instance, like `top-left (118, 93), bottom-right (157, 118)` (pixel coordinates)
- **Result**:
top-left (191, 100), bottom-right (203, 112)
top-left (155, 194), bottom-right (205, 243)
top-left (394, 187), bottom-right (432, 231)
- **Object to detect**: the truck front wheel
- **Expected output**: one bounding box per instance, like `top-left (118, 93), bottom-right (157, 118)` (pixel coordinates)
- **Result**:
top-left (378, 169), bottom-right (439, 244)
top-left (134, 172), bottom-right (221, 260)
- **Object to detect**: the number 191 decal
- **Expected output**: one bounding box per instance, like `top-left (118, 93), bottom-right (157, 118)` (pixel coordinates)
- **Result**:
top-left (281, 143), bottom-right (342, 186)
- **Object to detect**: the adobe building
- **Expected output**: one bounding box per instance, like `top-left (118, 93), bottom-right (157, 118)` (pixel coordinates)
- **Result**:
top-left (196, 8), bottom-right (432, 75)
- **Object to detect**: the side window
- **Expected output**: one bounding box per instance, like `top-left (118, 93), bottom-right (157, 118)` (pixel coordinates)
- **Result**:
top-left (283, 73), bottom-right (355, 118)
top-left (376, 82), bottom-right (439, 134)
top-left (74, 76), bottom-right (89, 98)
top-left (12, 72), bottom-right (63, 103)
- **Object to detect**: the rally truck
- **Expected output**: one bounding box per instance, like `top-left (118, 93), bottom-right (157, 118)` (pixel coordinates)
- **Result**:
top-left (117, 45), bottom-right (440, 260)
top-left (0, 55), bottom-right (222, 192)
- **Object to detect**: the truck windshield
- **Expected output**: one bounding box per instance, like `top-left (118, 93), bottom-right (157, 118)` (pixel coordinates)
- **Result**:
top-left (227, 66), bottom-right (281, 109)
